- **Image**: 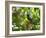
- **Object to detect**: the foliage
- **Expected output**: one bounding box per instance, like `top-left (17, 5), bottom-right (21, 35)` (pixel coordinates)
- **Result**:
top-left (12, 7), bottom-right (40, 31)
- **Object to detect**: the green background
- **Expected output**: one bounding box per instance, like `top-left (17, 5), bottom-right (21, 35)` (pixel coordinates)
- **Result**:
top-left (12, 7), bottom-right (40, 31)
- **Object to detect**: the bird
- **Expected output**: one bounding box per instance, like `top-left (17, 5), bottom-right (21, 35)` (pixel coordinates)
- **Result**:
top-left (27, 14), bottom-right (32, 23)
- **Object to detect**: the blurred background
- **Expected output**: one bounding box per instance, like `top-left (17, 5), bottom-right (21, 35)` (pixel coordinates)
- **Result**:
top-left (12, 7), bottom-right (40, 31)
